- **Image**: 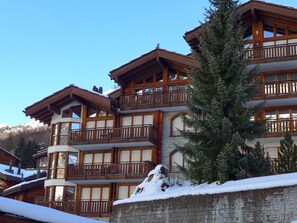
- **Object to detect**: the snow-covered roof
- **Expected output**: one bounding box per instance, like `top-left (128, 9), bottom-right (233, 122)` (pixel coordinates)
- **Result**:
top-left (114, 171), bottom-right (297, 206)
top-left (0, 197), bottom-right (106, 223)
top-left (3, 177), bottom-right (46, 194)
top-left (0, 163), bottom-right (39, 179)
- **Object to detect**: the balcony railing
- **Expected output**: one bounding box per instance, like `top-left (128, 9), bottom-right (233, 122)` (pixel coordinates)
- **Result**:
top-left (69, 125), bottom-right (157, 145)
top-left (244, 43), bottom-right (297, 63)
top-left (121, 90), bottom-right (188, 110)
top-left (266, 119), bottom-right (297, 136)
top-left (253, 80), bottom-right (297, 100)
top-left (40, 200), bottom-right (112, 216)
top-left (67, 161), bottom-right (156, 180)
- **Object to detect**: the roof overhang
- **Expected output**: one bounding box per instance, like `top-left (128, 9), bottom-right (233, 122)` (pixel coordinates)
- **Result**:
top-left (184, 0), bottom-right (297, 51)
top-left (109, 48), bottom-right (198, 85)
top-left (24, 85), bottom-right (116, 125)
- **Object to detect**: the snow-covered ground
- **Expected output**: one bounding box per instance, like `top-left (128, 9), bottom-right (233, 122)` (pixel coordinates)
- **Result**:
top-left (114, 165), bottom-right (297, 205)
top-left (0, 197), bottom-right (106, 223)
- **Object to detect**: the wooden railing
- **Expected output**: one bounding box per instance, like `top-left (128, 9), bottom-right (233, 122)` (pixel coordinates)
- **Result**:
top-left (69, 125), bottom-right (157, 145)
top-left (67, 161), bottom-right (156, 180)
top-left (266, 119), bottom-right (297, 134)
top-left (39, 200), bottom-right (112, 216)
top-left (121, 90), bottom-right (188, 110)
top-left (253, 80), bottom-right (297, 100)
top-left (244, 43), bottom-right (297, 62)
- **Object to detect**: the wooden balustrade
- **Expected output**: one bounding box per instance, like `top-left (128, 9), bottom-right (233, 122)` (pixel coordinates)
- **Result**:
top-left (67, 161), bottom-right (156, 180)
top-left (69, 125), bottom-right (157, 145)
top-left (39, 200), bottom-right (112, 216)
top-left (266, 119), bottom-right (297, 134)
top-left (121, 90), bottom-right (188, 110)
top-left (253, 80), bottom-right (297, 100)
top-left (245, 43), bottom-right (297, 63)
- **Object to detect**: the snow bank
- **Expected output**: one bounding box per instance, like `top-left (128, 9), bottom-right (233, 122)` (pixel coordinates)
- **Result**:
top-left (114, 168), bottom-right (297, 206)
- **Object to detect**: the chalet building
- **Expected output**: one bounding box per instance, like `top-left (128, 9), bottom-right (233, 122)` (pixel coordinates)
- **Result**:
top-left (23, 0), bottom-right (297, 221)
top-left (0, 146), bottom-right (20, 166)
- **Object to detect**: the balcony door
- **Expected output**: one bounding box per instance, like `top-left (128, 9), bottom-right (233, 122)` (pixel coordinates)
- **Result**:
top-left (121, 114), bottom-right (153, 138)
top-left (119, 148), bottom-right (152, 174)
top-left (80, 186), bottom-right (110, 213)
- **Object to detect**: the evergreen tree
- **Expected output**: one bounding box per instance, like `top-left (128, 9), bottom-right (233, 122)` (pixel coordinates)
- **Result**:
top-left (238, 142), bottom-right (271, 177)
top-left (277, 133), bottom-right (297, 173)
top-left (3, 133), bottom-right (15, 151)
top-left (14, 137), bottom-right (39, 168)
top-left (14, 136), bottom-right (26, 162)
top-left (177, 0), bottom-right (264, 184)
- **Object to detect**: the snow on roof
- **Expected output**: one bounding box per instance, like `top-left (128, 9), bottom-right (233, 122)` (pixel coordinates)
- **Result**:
top-left (0, 197), bottom-right (107, 223)
top-left (3, 177), bottom-right (46, 193)
top-left (103, 87), bottom-right (120, 96)
top-left (114, 172), bottom-right (297, 206)
top-left (0, 163), bottom-right (39, 179)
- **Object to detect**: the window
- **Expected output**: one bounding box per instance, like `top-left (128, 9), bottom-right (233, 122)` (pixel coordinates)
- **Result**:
top-left (83, 152), bottom-right (111, 164)
top-left (265, 109), bottom-right (297, 133)
top-left (263, 24), bottom-right (274, 38)
top-left (80, 186), bottom-right (110, 210)
top-left (169, 149), bottom-right (187, 172)
top-left (87, 105), bottom-right (111, 117)
top-left (48, 152), bottom-right (78, 179)
top-left (170, 113), bottom-right (191, 136)
top-left (169, 69), bottom-right (177, 81)
top-left (46, 186), bottom-right (75, 202)
top-left (117, 185), bottom-right (137, 199)
top-left (51, 122), bottom-right (80, 146)
top-left (119, 148), bottom-right (152, 163)
top-left (179, 72), bottom-right (188, 80)
top-left (62, 106), bottom-right (81, 118)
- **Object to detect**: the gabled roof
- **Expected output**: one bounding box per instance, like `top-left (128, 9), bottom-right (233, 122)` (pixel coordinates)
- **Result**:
top-left (184, 0), bottom-right (297, 51)
top-left (109, 48), bottom-right (198, 85)
top-left (24, 85), bottom-right (116, 125)
top-left (0, 147), bottom-right (21, 161)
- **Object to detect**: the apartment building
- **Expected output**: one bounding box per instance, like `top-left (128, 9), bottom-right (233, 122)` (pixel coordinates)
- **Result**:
top-left (23, 0), bottom-right (297, 221)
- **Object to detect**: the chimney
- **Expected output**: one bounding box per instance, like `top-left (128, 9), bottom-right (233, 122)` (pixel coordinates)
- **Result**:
top-left (17, 163), bottom-right (21, 175)
top-left (98, 87), bottom-right (103, 94)
top-left (93, 86), bottom-right (98, 92)
top-left (5, 160), bottom-right (14, 174)
top-left (37, 169), bottom-right (40, 179)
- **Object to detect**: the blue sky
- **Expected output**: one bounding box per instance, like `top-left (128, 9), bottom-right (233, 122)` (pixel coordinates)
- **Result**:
top-left (0, 0), bottom-right (296, 126)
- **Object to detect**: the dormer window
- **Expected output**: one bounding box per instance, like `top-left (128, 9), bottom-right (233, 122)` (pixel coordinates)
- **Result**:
top-left (62, 106), bottom-right (81, 118)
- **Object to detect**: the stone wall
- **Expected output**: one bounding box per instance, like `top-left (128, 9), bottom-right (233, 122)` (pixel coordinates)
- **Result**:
top-left (112, 185), bottom-right (297, 223)
top-left (161, 111), bottom-right (186, 167)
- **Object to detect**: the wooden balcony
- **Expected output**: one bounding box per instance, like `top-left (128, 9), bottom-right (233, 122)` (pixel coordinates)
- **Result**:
top-left (69, 125), bottom-right (157, 147)
top-left (120, 90), bottom-right (188, 110)
top-left (39, 200), bottom-right (112, 217)
top-left (253, 80), bottom-right (297, 100)
top-left (67, 161), bottom-right (156, 181)
top-left (265, 119), bottom-right (297, 137)
top-left (245, 43), bottom-right (297, 64)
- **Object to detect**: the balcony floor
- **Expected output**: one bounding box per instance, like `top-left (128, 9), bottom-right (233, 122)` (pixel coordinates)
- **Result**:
top-left (70, 141), bottom-right (155, 151)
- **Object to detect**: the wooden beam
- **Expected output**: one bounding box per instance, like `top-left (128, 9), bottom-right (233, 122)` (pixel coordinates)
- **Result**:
top-left (47, 104), bottom-right (60, 115)
top-left (70, 93), bottom-right (87, 105)
top-left (251, 8), bottom-right (258, 23)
